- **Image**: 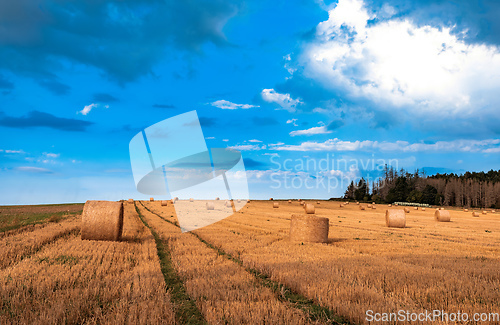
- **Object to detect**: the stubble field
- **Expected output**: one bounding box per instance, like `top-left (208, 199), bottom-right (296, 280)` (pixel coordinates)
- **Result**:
top-left (1, 200), bottom-right (499, 324)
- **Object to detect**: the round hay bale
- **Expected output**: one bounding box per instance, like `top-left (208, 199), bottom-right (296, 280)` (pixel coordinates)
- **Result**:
top-left (367, 204), bottom-right (372, 208)
top-left (339, 204), bottom-right (344, 208)
top-left (356, 202), bottom-right (360, 205)
top-left (359, 205), bottom-right (365, 210)
top-left (206, 202), bottom-right (214, 210)
top-left (404, 207), bottom-right (410, 213)
top-left (81, 201), bottom-right (123, 242)
top-left (372, 202), bottom-right (376, 205)
top-left (150, 197), bottom-right (154, 202)
top-left (269, 198), bottom-right (274, 201)
top-left (237, 199), bottom-right (241, 203)
top-left (372, 206), bottom-right (376, 210)
top-left (317, 201), bottom-right (321, 205)
top-left (388, 204), bottom-right (392, 207)
top-left (422, 208), bottom-right (426, 211)
top-left (472, 211), bottom-right (480, 217)
top-left (463, 208), bottom-right (469, 212)
top-left (215, 197), bottom-right (220, 201)
top-left (161, 200), bottom-right (168, 206)
top-left (395, 203), bottom-right (399, 206)
top-left (128, 199), bottom-right (133, 203)
top-left (304, 204), bottom-right (315, 214)
top-left (385, 209), bottom-right (406, 228)
top-left (173, 197), bottom-right (179, 202)
top-left (482, 210), bottom-right (487, 215)
top-left (273, 202), bottom-right (279, 208)
top-left (435, 210), bottom-right (451, 222)
top-left (298, 199), bottom-right (302, 202)
top-left (247, 199), bottom-right (251, 203)
top-left (288, 200), bottom-right (292, 204)
top-left (290, 214), bottom-right (329, 243)
top-left (492, 210), bottom-right (496, 213)
top-left (225, 200), bottom-right (232, 208)
top-left (414, 207), bottom-right (418, 210)
top-left (345, 202), bottom-right (349, 205)
top-left (189, 198), bottom-right (194, 202)
top-left (440, 207), bottom-right (445, 210)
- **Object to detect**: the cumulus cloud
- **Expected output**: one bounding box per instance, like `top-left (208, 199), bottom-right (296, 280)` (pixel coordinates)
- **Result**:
top-left (286, 118), bottom-right (298, 126)
top-left (289, 125), bottom-right (333, 136)
top-left (211, 100), bottom-right (259, 109)
top-left (271, 138), bottom-right (500, 152)
top-left (261, 89), bottom-right (302, 112)
top-left (300, 0), bottom-right (500, 120)
top-left (248, 139), bottom-right (263, 143)
top-left (228, 144), bottom-right (266, 151)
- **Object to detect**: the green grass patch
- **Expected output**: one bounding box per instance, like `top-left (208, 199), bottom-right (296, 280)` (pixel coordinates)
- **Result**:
top-left (0, 210), bottom-right (81, 233)
top-left (135, 202), bottom-right (207, 325)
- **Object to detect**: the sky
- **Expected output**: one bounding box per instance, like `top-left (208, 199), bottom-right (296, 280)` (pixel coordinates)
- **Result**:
top-left (0, 0), bottom-right (499, 204)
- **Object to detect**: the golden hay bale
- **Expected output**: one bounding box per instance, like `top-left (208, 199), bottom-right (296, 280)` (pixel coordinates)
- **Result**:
top-left (128, 199), bottom-right (133, 203)
top-left (304, 204), bottom-right (315, 214)
top-left (81, 201), bottom-right (123, 242)
top-left (225, 200), bottom-right (232, 208)
top-left (359, 205), bottom-right (365, 210)
top-left (372, 206), bottom-right (376, 210)
top-left (345, 201), bottom-right (349, 205)
top-left (317, 201), bottom-right (321, 205)
top-left (463, 208), bottom-right (469, 212)
top-left (472, 211), bottom-right (480, 217)
top-left (440, 207), bottom-right (445, 210)
top-left (270, 198), bottom-right (274, 201)
top-left (247, 199), bottom-right (251, 203)
top-left (372, 202), bottom-right (376, 205)
top-left (414, 207), bottom-right (418, 210)
top-left (290, 214), bottom-right (329, 243)
top-left (206, 202), bottom-right (214, 210)
top-left (404, 208), bottom-right (410, 213)
top-left (173, 197), bottom-right (179, 202)
top-left (189, 198), bottom-right (194, 202)
top-left (339, 204), bottom-right (344, 208)
top-left (298, 199), bottom-right (302, 202)
top-left (215, 197), bottom-right (220, 201)
top-left (356, 202), bottom-right (360, 205)
top-left (492, 210), bottom-right (496, 213)
top-left (367, 204), bottom-right (372, 208)
top-left (422, 208), bottom-right (426, 211)
top-left (288, 200), bottom-right (292, 203)
top-left (237, 199), bottom-right (241, 203)
top-left (150, 197), bottom-right (154, 202)
top-left (273, 202), bottom-right (279, 208)
top-left (435, 210), bottom-right (451, 222)
top-left (300, 201), bottom-right (305, 206)
top-left (161, 200), bottom-right (168, 206)
top-left (388, 204), bottom-right (392, 207)
top-left (385, 209), bottom-right (406, 228)
top-left (482, 210), bottom-right (487, 215)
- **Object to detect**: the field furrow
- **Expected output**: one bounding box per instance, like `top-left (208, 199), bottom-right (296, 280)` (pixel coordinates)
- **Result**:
top-left (137, 201), bottom-right (316, 325)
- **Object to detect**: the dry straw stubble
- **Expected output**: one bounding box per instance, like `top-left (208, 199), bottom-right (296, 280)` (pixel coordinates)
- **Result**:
top-left (81, 200), bottom-right (124, 241)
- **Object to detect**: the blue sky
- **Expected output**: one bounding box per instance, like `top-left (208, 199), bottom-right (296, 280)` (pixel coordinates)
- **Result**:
top-left (0, 0), bottom-right (499, 204)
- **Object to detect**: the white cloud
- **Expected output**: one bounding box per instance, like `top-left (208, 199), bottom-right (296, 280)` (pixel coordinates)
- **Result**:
top-left (222, 139), bottom-right (229, 142)
top-left (228, 144), bottom-right (266, 151)
top-left (43, 152), bottom-right (60, 158)
top-left (261, 89), bottom-right (302, 112)
top-left (16, 166), bottom-right (53, 173)
top-left (286, 118), bottom-right (298, 126)
top-left (271, 138), bottom-right (500, 152)
top-left (301, 0), bottom-right (500, 118)
top-left (3, 149), bottom-right (25, 154)
top-left (211, 100), bottom-right (259, 110)
top-left (78, 103), bottom-right (109, 115)
top-left (205, 137), bottom-right (215, 140)
top-left (248, 139), bottom-right (262, 143)
top-left (290, 125), bottom-right (332, 137)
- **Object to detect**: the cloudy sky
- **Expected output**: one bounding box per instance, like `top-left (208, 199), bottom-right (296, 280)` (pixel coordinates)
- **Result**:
top-left (1, 0), bottom-right (499, 204)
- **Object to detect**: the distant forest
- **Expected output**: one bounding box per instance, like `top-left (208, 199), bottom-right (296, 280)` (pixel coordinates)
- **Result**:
top-left (343, 167), bottom-right (500, 208)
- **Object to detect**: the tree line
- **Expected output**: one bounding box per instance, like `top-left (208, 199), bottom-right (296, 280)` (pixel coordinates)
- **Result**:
top-left (343, 167), bottom-right (500, 208)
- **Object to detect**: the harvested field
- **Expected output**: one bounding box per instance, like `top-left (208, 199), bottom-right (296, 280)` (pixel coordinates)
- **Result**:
top-left (1, 201), bottom-right (499, 324)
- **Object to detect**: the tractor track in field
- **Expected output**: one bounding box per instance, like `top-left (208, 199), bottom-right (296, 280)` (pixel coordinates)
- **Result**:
top-left (138, 201), bottom-right (352, 325)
